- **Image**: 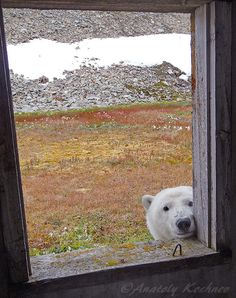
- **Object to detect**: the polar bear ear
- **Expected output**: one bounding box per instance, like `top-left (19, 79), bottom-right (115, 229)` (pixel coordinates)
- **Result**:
top-left (142, 195), bottom-right (154, 211)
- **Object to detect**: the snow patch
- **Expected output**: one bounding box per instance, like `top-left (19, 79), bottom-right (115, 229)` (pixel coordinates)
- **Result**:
top-left (7, 34), bottom-right (191, 81)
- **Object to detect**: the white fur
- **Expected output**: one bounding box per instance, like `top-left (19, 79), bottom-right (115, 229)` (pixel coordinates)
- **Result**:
top-left (142, 186), bottom-right (196, 240)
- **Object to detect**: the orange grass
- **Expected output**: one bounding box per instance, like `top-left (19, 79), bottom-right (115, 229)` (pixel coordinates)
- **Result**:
top-left (15, 103), bottom-right (192, 255)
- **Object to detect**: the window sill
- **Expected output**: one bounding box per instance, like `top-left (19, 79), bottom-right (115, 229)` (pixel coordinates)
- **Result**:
top-left (11, 238), bottom-right (231, 297)
top-left (29, 238), bottom-right (222, 282)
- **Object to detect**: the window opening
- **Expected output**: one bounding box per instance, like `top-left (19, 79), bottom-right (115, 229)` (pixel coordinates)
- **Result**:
top-left (3, 8), bottom-right (193, 264)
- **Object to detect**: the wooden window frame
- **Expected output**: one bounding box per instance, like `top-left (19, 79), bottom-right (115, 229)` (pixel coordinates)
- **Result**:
top-left (0, 6), bottom-right (30, 284)
top-left (192, 1), bottom-right (231, 251)
top-left (0, 0), bottom-right (233, 293)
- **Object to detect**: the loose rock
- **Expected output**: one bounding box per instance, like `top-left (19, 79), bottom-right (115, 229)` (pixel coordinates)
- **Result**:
top-left (4, 9), bottom-right (191, 112)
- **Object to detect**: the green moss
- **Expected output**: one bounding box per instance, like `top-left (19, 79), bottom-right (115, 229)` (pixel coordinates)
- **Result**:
top-left (143, 245), bottom-right (157, 252)
top-left (153, 80), bottom-right (169, 88)
top-left (93, 257), bottom-right (103, 264)
top-left (30, 247), bottom-right (43, 256)
top-left (116, 243), bottom-right (136, 250)
top-left (105, 259), bottom-right (120, 267)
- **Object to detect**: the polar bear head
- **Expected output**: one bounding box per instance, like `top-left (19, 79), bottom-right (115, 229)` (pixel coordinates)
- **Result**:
top-left (142, 186), bottom-right (196, 241)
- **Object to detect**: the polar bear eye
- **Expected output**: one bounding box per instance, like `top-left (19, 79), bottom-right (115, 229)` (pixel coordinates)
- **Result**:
top-left (163, 206), bottom-right (169, 211)
top-left (188, 201), bottom-right (193, 207)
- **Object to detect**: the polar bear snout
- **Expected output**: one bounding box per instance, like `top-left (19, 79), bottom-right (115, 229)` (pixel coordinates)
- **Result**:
top-left (176, 217), bottom-right (191, 232)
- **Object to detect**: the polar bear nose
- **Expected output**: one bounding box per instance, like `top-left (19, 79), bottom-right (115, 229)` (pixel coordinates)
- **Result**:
top-left (176, 218), bottom-right (191, 232)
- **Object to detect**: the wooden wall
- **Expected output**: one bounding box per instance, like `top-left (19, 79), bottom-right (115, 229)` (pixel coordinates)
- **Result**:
top-left (1, 0), bottom-right (212, 12)
top-left (0, 219), bottom-right (8, 298)
top-left (0, 0), bottom-right (234, 297)
top-left (192, 1), bottom-right (232, 251)
top-left (231, 0), bottom-right (236, 295)
top-left (11, 260), bottom-right (231, 297)
top-left (0, 7), bottom-right (30, 284)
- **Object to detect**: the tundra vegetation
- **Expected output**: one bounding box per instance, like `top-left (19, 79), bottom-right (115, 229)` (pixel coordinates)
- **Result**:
top-left (15, 101), bottom-right (192, 256)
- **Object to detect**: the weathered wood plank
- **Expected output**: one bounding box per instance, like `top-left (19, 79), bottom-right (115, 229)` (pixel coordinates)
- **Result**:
top-left (192, 4), bottom-right (211, 247)
top-left (231, 0), bottom-right (236, 293)
top-left (193, 1), bottom-right (232, 251)
top-left (0, 6), bottom-right (30, 282)
top-left (11, 252), bottom-right (231, 298)
top-left (0, 214), bottom-right (9, 298)
top-left (2, 0), bottom-right (212, 12)
top-left (28, 239), bottom-right (216, 281)
top-left (209, 1), bottom-right (231, 251)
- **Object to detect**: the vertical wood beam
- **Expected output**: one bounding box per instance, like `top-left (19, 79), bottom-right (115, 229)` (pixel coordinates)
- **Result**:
top-left (0, 217), bottom-right (9, 297)
top-left (193, 1), bottom-right (232, 250)
top-left (192, 3), bottom-right (211, 247)
top-left (209, 0), bottom-right (231, 251)
top-left (0, 6), bottom-right (30, 282)
top-left (231, 1), bottom-right (236, 295)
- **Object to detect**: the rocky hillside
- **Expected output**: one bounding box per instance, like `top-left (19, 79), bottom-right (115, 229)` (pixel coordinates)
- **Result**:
top-left (3, 9), bottom-right (190, 44)
top-left (3, 9), bottom-right (191, 112)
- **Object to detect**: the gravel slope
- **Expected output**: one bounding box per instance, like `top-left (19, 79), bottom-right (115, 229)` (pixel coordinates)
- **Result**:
top-left (3, 9), bottom-right (190, 44)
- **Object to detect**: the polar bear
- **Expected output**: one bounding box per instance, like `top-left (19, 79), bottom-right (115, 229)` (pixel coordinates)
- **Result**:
top-left (142, 186), bottom-right (195, 240)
